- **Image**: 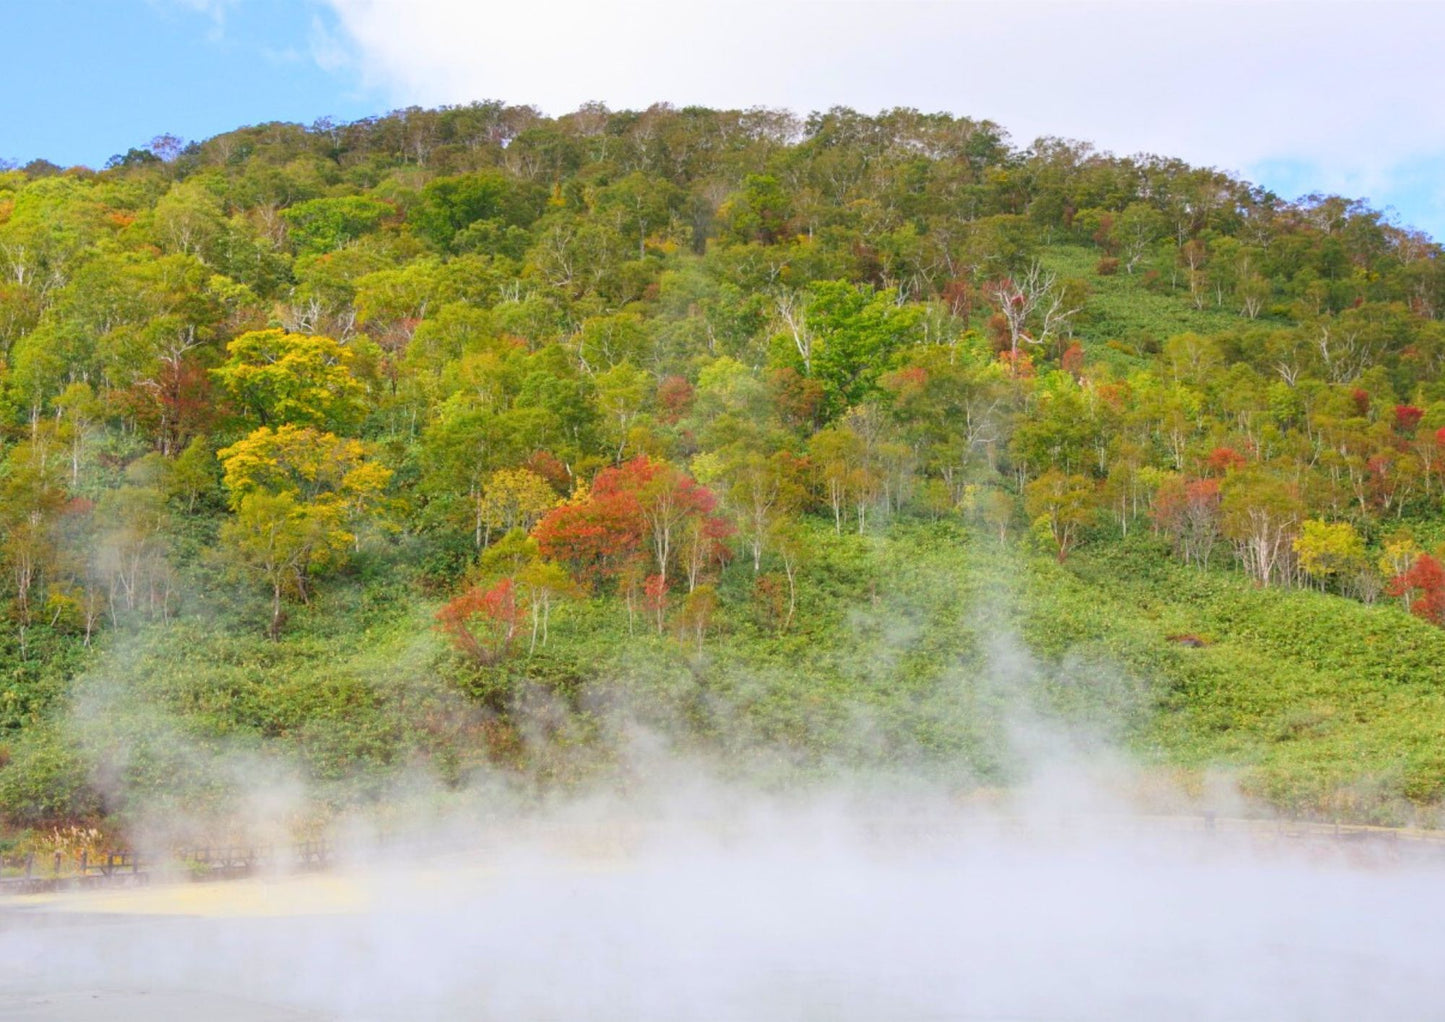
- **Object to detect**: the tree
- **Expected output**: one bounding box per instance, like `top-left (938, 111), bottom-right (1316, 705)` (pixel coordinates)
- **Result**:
top-left (979, 487), bottom-right (1016, 542)
top-left (436, 577), bottom-right (522, 665)
top-left (631, 458), bottom-right (720, 586)
top-left (1220, 471), bottom-right (1302, 587)
top-left (1152, 476), bottom-right (1221, 568)
top-left (1387, 553), bottom-right (1445, 626)
top-left (717, 174), bottom-right (793, 245)
top-left (1024, 469), bottom-right (1094, 562)
top-left (677, 583), bottom-right (718, 652)
top-left (984, 260), bottom-right (1082, 358)
top-left (679, 510), bottom-right (735, 592)
top-left (516, 559), bottom-right (579, 654)
top-left (1293, 519), bottom-right (1366, 591)
top-left (533, 457), bottom-right (724, 589)
top-left (211, 329), bottom-right (369, 430)
top-left (218, 425), bottom-right (388, 509)
top-left (808, 427), bottom-right (863, 534)
top-left (281, 196), bottom-right (395, 255)
top-left (644, 573), bottom-right (669, 634)
top-left (578, 313), bottom-right (652, 371)
top-left (0, 436), bottom-right (67, 631)
top-left (1379, 534), bottom-right (1423, 610)
top-left (410, 171), bottom-right (545, 252)
top-left (1114, 202), bottom-right (1166, 275)
top-left (476, 468), bottom-right (559, 549)
top-left (533, 478), bottom-right (645, 587)
top-left (420, 394), bottom-right (536, 551)
top-left (168, 436), bottom-right (217, 513)
top-left (595, 362), bottom-right (653, 460)
top-left (220, 491), bottom-right (340, 640)
top-left (802, 280), bottom-right (921, 420)
top-left (93, 463), bottom-right (176, 622)
top-left (217, 425), bottom-right (391, 635)
top-left (720, 449), bottom-right (806, 572)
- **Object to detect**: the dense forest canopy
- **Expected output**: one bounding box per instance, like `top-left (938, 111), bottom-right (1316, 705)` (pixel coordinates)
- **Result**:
top-left (2, 100), bottom-right (1445, 838)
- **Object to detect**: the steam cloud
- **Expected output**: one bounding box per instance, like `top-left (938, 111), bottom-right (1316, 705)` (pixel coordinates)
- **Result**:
top-left (4, 780), bottom-right (1445, 1020)
top-left (5, 567), bottom-right (1442, 1019)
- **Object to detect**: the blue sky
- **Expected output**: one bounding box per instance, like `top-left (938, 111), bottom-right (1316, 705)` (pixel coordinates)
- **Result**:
top-left (5, 0), bottom-right (1444, 243)
top-left (2, 1), bottom-right (380, 167)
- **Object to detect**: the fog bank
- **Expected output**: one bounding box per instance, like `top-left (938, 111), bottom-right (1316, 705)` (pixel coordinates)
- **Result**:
top-left (4, 788), bottom-right (1444, 1021)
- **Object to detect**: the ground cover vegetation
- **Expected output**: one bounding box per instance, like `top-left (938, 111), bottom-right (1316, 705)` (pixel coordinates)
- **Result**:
top-left (2, 102), bottom-right (1445, 845)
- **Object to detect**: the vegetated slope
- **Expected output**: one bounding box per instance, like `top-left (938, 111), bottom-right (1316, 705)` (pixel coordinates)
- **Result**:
top-left (1, 102), bottom-right (1444, 842)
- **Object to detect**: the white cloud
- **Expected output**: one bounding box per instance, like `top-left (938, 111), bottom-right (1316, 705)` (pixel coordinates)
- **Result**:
top-left (314, 0), bottom-right (1445, 231)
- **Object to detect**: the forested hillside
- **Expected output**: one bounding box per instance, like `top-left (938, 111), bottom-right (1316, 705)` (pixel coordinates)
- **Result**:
top-left (2, 102), bottom-right (1445, 840)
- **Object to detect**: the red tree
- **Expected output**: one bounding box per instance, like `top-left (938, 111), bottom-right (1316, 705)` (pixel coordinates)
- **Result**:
top-left (1388, 553), bottom-right (1445, 626)
top-left (656, 376), bottom-right (695, 425)
top-left (524, 450), bottom-right (572, 494)
top-left (1152, 476), bottom-right (1222, 568)
top-left (1060, 341), bottom-right (1086, 377)
top-left (533, 456), bottom-right (726, 587)
top-left (122, 352), bottom-right (216, 455)
top-left (767, 367), bottom-right (825, 431)
top-left (1394, 404), bottom-right (1425, 436)
top-left (436, 578), bottom-right (522, 665)
top-left (1204, 446), bottom-right (1246, 475)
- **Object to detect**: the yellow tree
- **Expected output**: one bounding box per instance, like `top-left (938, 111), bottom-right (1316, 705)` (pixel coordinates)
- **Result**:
top-left (1293, 519), bottom-right (1366, 592)
top-left (476, 468), bottom-right (559, 549)
top-left (211, 329), bottom-right (368, 430)
top-left (217, 425), bottom-right (390, 637)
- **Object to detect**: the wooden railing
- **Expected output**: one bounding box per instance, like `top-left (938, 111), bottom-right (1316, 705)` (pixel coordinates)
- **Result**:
top-left (0, 839), bottom-right (332, 895)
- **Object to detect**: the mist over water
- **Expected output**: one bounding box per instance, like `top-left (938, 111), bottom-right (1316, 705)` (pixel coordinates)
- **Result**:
top-left (5, 777), bottom-right (1445, 1021)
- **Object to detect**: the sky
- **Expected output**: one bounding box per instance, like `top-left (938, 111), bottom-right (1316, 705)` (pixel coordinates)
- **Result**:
top-left (5, 0), bottom-right (1445, 240)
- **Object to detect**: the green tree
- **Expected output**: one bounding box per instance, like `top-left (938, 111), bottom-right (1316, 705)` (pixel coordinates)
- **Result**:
top-left (802, 280), bottom-right (922, 420)
top-left (281, 196), bottom-right (395, 255)
top-left (1024, 468), bottom-right (1094, 561)
top-left (221, 491), bottom-right (342, 640)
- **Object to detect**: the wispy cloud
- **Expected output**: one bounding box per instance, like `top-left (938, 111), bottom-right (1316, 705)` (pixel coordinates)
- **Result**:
top-left (309, 11), bottom-right (352, 75)
top-left (149, 0), bottom-right (238, 41)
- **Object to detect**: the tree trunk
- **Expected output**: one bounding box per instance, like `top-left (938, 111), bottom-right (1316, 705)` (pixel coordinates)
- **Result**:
top-left (269, 582), bottom-right (285, 641)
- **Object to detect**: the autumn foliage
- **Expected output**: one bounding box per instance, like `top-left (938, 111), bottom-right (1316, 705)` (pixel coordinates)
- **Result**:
top-left (1388, 553), bottom-right (1445, 626)
top-left (436, 577), bottom-right (522, 665)
top-left (533, 455), bottom-right (726, 588)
